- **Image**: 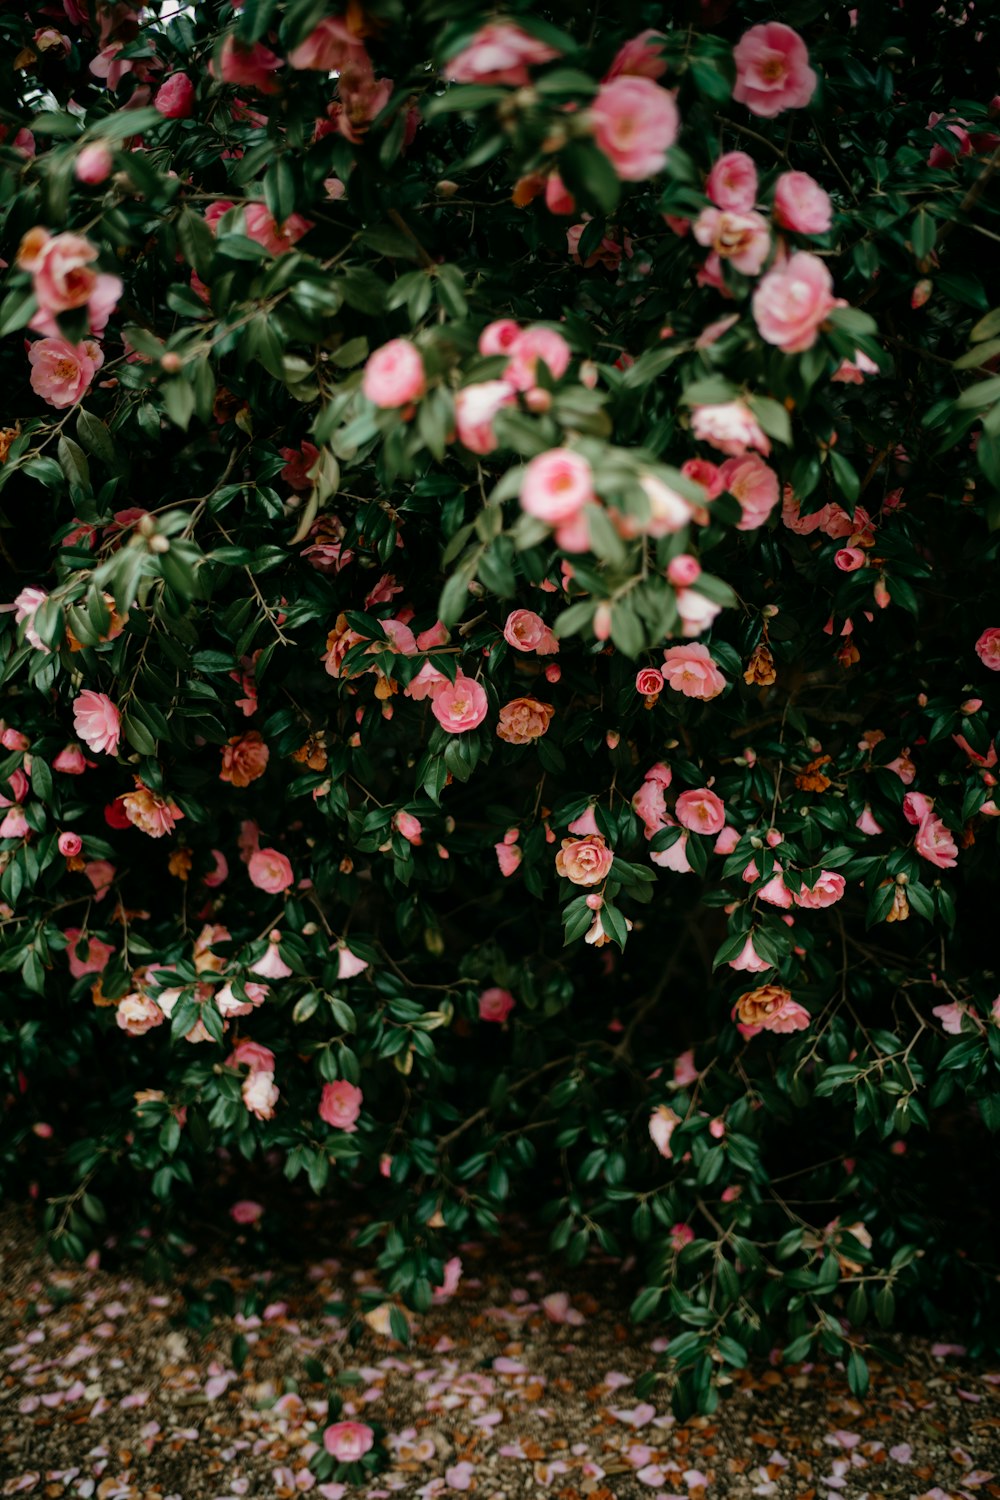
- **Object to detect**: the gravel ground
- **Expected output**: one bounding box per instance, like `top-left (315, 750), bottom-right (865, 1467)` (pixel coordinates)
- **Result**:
top-left (1, 1203), bottom-right (998, 1499)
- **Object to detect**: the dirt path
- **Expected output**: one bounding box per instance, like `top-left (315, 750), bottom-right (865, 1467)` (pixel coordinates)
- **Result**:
top-left (1, 1206), bottom-right (998, 1499)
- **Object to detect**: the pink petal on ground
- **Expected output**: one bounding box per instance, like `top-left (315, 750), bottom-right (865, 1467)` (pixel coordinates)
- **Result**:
top-left (931, 1342), bottom-right (967, 1356)
top-left (889, 1443), bottom-right (912, 1462)
top-left (609, 1402), bottom-right (656, 1427)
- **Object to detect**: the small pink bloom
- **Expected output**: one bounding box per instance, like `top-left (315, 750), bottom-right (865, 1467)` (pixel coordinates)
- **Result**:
top-left (831, 351), bottom-right (879, 384)
top-left (903, 791), bottom-right (936, 826)
top-left (248, 847), bottom-right (294, 893)
top-left (432, 673), bottom-right (488, 734)
top-left (53, 744), bottom-right (88, 773)
top-left (794, 870), bottom-right (846, 908)
top-left (555, 835), bottom-right (613, 887)
top-left (289, 18), bottom-right (366, 72)
top-left (856, 804), bottom-right (883, 835)
top-left (661, 643), bottom-right (726, 700)
top-left (75, 142), bottom-right (114, 184)
top-left (495, 840), bottom-right (522, 877)
top-left (670, 1222), bottom-right (695, 1250)
top-left (674, 788), bottom-right (726, 836)
top-left (932, 1002), bottom-right (968, 1036)
top-left (648, 1104), bottom-right (680, 1157)
top-left (621, 473), bottom-right (694, 538)
top-left (728, 933), bottom-right (771, 972)
top-left (752, 252), bottom-right (845, 354)
top-left (115, 994), bottom-right (164, 1035)
top-left (479, 986), bottom-right (515, 1022)
top-left (155, 72), bottom-right (195, 118)
top-left (203, 849), bottom-right (229, 888)
top-left (691, 400), bottom-right (770, 458)
top-left (705, 151), bottom-right (758, 211)
top-left (504, 325), bottom-right (571, 391)
top-left (242, 1069), bottom-right (279, 1120)
top-left (715, 825), bottom-right (740, 854)
top-left (72, 691), bottom-right (120, 756)
top-left (590, 75), bottom-right (680, 181)
top-left (454, 380), bottom-right (516, 455)
top-left (214, 35), bottom-right (283, 94)
top-left (635, 667), bottom-right (663, 696)
top-left (336, 944), bottom-right (369, 979)
top-left (251, 933), bottom-right (293, 979)
top-left (667, 554), bottom-right (702, 588)
top-left (230, 1200), bottom-right (264, 1225)
top-left (28, 337), bottom-right (104, 409)
top-left (323, 1420), bottom-right (375, 1462)
top-left (319, 1080), bottom-right (363, 1132)
top-left (362, 338), bottom-right (426, 408)
top-left (773, 171), bottom-right (832, 235)
top-left (503, 609), bottom-right (558, 655)
top-left (228, 1038), bottom-right (275, 1074)
top-left (545, 173), bottom-right (576, 214)
top-left (673, 1049), bottom-right (698, 1086)
top-left (84, 860), bottom-right (115, 900)
top-left (914, 814), bottom-right (958, 869)
top-left (433, 1255), bottom-right (463, 1304)
top-left (835, 547), bottom-right (866, 572)
top-left (65, 928), bottom-right (114, 979)
top-left (479, 318), bottom-right (521, 355)
top-left (58, 831), bottom-right (83, 857)
top-left (243, 204), bottom-right (313, 257)
top-left (443, 22), bottom-right (559, 86)
top-left (693, 207), bottom-right (771, 276)
top-left (405, 661), bottom-right (449, 702)
top-left (732, 23), bottom-right (817, 118)
top-left (520, 448), bottom-right (594, 545)
top-left (0, 806), bottom-right (29, 839)
top-left (975, 628), bottom-right (1000, 670)
top-left (393, 809), bottom-right (423, 846)
top-left (758, 868), bottom-right (793, 908)
top-left (604, 29), bottom-right (667, 82)
top-left (719, 454), bottom-right (780, 531)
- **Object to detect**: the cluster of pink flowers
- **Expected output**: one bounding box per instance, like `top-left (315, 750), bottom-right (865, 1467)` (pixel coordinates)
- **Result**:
top-left (453, 320), bottom-right (573, 457)
top-left (18, 227), bottom-right (121, 408)
top-left (903, 791), bottom-right (959, 870)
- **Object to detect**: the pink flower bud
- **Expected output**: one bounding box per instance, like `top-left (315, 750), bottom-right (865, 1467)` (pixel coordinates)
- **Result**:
top-left (524, 386), bottom-right (552, 413)
top-left (911, 279), bottom-right (932, 309)
top-left (586, 893), bottom-right (603, 910)
top-left (593, 604), bottom-right (612, 641)
top-left (605, 730), bottom-right (620, 749)
top-left (834, 547), bottom-right (865, 572)
top-left (667, 554), bottom-right (701, 587)
top-left (873, 579), bottom-right (891, 609)
top-left (961, 698), bottom-right (983, 714)
top-left (58, 831), bottom-right (83, 857)
top-left (75, 142), bottom-right (114, 184)
top-left (544, 663), bottom-right (561, 683)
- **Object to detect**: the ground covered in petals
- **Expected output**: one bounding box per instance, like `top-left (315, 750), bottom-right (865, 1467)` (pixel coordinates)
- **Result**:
top-left (1, 1207), bottom-right (998, 1500)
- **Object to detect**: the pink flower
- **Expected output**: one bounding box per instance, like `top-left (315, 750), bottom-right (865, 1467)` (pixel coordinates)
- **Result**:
top-left (975, 628), bottom-right (1000, 670)
top-left (773, 171), bottom-right (832, 235)
top-left (115, 993), bottom-right (165, 1036)
top-left (242, 1070), bottom-right (279, 1120)
top-left (243, 204), bottom-right (313, 257)
top-left (72, 691), bottom-right (120, 756)
top-left (914, 814), bottom-right (958, 869)
top-left (520, 448), bottom-right (594, 549)
top-left (590, 76), bottom-right (680, 181)
top-left (495, 840), bottom-right (522, 877)
top-left (555, 835), bottom-right (613, 887)
top-left (504, 326), bottom-right (571, 391)
top-left (289, 18), bottom-right (365, 72)
top-left (932, 1002), bottom-right (968, 1036)
top-left (497, 697), bottom-right (554, 744)
top-left (545, 173), bottom-right (576, 214)
top-left (636, 667), bottom-right (664, 696)
top-left (405, 661), bottom-right (448, 702)
top-left (691, 400), bottom-right (770, 458)
top-left (433, 1255), bottom-right (464, 1304)
top-left (431, 674), bottom-right (488, 734)
top-left (661, 643), bottom-right (726, 700)
top-left (64, 929), bottom-right (114, 979)
top-left (675, 788), bottom-right (725, 836)
top-left (675, 588), bottom-right (722, 638)
top-left (503, 609), bottom-right (558, 655)
top-left (856, 805), bottom-right (884, 835)
top-left (251, 933), bottom-right (292, 979)
top-left (230, 1200), bottom-right (264, 1225)
top-left (621, 473), bottom-right (693, 537)
top-left (666, 554), bottom-right (702, 588)
top-left (393, 809), bottom-right (423, 846)
top-left (927, 112), bottom-right (973, 168)
top-left (54, 744), bottom-right (88, 773)
top-left (479, 319), bottom-right (521, 355)
top-left (693, 208), bottom-right (771, 275)
top-left (155, 72), bottom-right (195, 118)
top-left (670, 1222), bottom-right (695, 1251)
top-left (728, 933), bottom-right (771, 972)
top-left (479, 986), bottom-right (515, 1023)
top-left (248, 848), bottom-right (294, 893)
top-left (732, 23), bottom-right (817, 118)
top-left (705, 152), bottom-right (758, 212)
top-left (758, 868), bottom-right (793, 908)
top-left (319, 1080), bottom-right (363, 1132)
top-left (216, 980), bottom-right (268, 1018)
top-left (203, 849), bottom-right (229, 888)
top-left (28, 337), bottom-right (104, 409)
top-left (228, 1038), bottom-right (275, 1074)
top-left (648, 1104), bottom-right (680, 1157)
top-left (604, 30), bottom-right (667, 81)
top-left (27, 230), bottom-right (97, 314)
top-left (454, 381), bottom-right (516, 455)
top-left (794, 870), bottom-right (846, 908)
top-left (566, 220), bottom-right (633, 271)
top-left (362, 339), bottom-right (426, 408)
top-left (903, 791), bottom-right (936, 826)
top-left (830, 351), bottom-right (879, 384)
top-left (122, 780), bottom-right (183, 838)
top-left (835, 547), bottom-right (866, 572)
top-left (14, 587), bottom-right (49, 653)
top-left (75, 142), bottom-right (114, 184)
top-left (323, 1420), bottom-right (375, 1462)
top-left (0, 806), bottom-right (29, 839)
top-left (719, 455), bottom-right (780, 532)
top-left (752, 251), bottom-right (845, 354)
top-left (443, 23), bottom-right (559, 86)
top-left (214, 35), bottom-right (283, 94)
top-left (58, 831), bottom-right (83, 857)
top-left (336, 944), bottom-right (369, 979)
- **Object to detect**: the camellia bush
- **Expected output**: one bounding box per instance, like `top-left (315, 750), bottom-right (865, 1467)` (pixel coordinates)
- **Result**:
top-left (2, 0), bottom-right (1000, 1419)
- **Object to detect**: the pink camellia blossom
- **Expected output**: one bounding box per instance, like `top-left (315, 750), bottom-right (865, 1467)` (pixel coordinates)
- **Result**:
top-left (64, 929), bottom-right (114, 979)
top-left (444, 22), bottom-right (559, 86)
top-left (856, 805), bottom-right (884, 835)
top-left (623, 473), bottom-right (694, 538)
top-left (228, 1038), bottom-right (275, 1075)
top-left (323, 1420), bottom-right (375, 1462)
top-left (479, 318), bottom-right (521, 356)
top-left (691, 400), bottom-right (770, 458)
top-left (545, 173), bottom-right (576, 214)
top-left (675, 788), bottom-right (726, 836)
top-left (835, 547), bottom-right (866, 572)
top-left (555, 834), bottom-right (614, 887)
top-left (404, 661), bottom-right (448, 702)
top-left (0, 806), bottom-right (29, 839)
top-left (25, 230), bottom-right (97, 313)
top-left (693, 208), bottom-right (771, 276)
top-left (54, 744), bottom-right (88, 774)
top-left (75, 142), bottom-right (114, 184)
top-left (667, 555), bottom-right (702, 588)
top-left (903, 791), bottom-right (936, 826)
top-left (289, 17), bottom-right (365, 72)
top-left (590, 76), bottom-right (679, 181)
top-left (362, 338), bottom-right (426, 408)
top-left (670, 1222), bottom-right (696, 1251)
top-left (974, 628), bottom-right (1000, 670)
top-left (831, 351), bottom-right (879, 384)
top-left (932, 1001), bottom-right (968, 1035)
top-left (648, 1104), bottom-right (681, 1158)
top-left (914, 814), bottom-right (958, 869)
top-left (155, 72), bottom-right (195, 118)
top-left (541, 1290), bottom-right (585, 1325)
top-left (242, 1069), bottom-right (279, 1120)
top-left (122, 780), bottom-right (184, 838)
top-left (454, 381), bottom-right (516, 455)
top-left (503, 609), bottom-right (558, 655)
top-left (479, 986), bottom-right (515, 1023)
top-left (795, 870), bottom-right (846, 908)
top-left (520, 448), bottom-right (594, 550)
top-left (13, 587), bottom-right (49, 654)
top-left (636, 667), bottom-right (664, 696)
top-left (243, 204), bottom-right (313, 257)
top-left (927, 112), bottom-right (973, 168)
top-left (72, 691), bottom-right (120, 756)
top-left (433, 1255), bottom-right (464, 1305)
top-left (735, 986), bottom-right (811, 1036)
top-left (115, 993), bottom-right (165, 1036)
top-left (773, 171), bottom-right (832, 235)
top-left (319, 1080), bottom-right (363, 1132)
top-left (758, 868), bottom-right (794, 908)
top-left (336, 944), bottom-right (369, 979)
top-left (58, 831), bottom-right (83, 857)
top-left (673, 1049), bottom-right (698, 1087)
top-left (715, 825), bottom-right (740, 855)
top-left (28, 337), bottom-right (104, 409)
top-left (605, 29), bottom-right (667, 82)
top-left (216, 980), bottom-right (268, 1018)
top-left (230, 1200), bottom-right (264, 1225)
top-left (732, 23), bottom-right (817, 118)
top-left (705, 151), bottom-right (758, 212)
top-left (248, 847), bottom-right (294, 893)
top-left (504, 325), bottom-right (571, 391)
top-left (393, 809), bottom-right (423, 847)
top-left (729, 933), bottom-right (771, 972)
top-left (661, 643), bottom-right (726, 700)
top-left (214, 35), bottom-right (283, 94)
top-left (251, 932), bottom-right (292, 980)
top-left (495, 839), bottom-right (522, 877)
top-left (431, 673), bottom-right (488, 734)
top-left (719, 455), bottom-right (780, 532)
top-left (752, 251), bottom-right (846, 354)
top-left (497, 698), bottom-right (554, 744)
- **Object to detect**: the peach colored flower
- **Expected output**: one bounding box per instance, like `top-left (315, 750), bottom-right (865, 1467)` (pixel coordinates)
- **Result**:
top-left (773, 171), bottom-right (832, 235)
top-left (242, 1069), bottom-right (279, 1119)
top-left (72, 690), bottom-right (120, 756)
top-left (732, 23), bottom-right (817, 118)
top-left (28, 337), bottom-right (104, 409)
top-left (123, 780), bottom-right (183, 837)
top-left (604, 29), bottom-right (667, 81)
top-left (319, 1080), bottom-right (363, 1132)
top-left (693, 207), bottom-right (770, 275)
top-left (794, 870), bottom-right (846, 908)
top-left (504, 326), bottom-right (571, 391)
top-left (719, 454), bottom-right (780, 531)
top-left (454, 380), bottom-right (516, 455)
top-left (914, 814), bottom-right (958, 868)
top-left (432, 673), bottom-right (488, 734)
top-left (116, 993), bottom-right (165, 1036)
top-left (590, 76), bottom-right (679, 181)
top-left (228, 1038), bottom-right (275, 1074)
top-left (705, 151), bottom-right (758, 211)
top-left (495, 839), bottom-right (522, 877)
top-left (975, 628), bottom-right (1000, 670)
top-left (220, 730), bottom-right (270, 787)
top-left (661, 643), bottom-right (726, 700)
top-left (675, 788), bottom-right (726, 836)
top-left (691, 400), bottom-right (770, 457)
top-left (29, 230), bottom-right (98, 313)
top-left (503, 609), bottom-right (559, 655)
top-left (496, 696), bottom-right (554, 745)
top-left (735, 984), bottom-right (810, 1033)
top-left (65, 928), bottom-right (114, 979)
top-left (648, 1104), bottom-right (681, 1157)
top-left (556, 834), bottom-right (613, 887)
top-left (752, 251), bottom-right (845, 354)
top-left (362, 338), bottom-right (425, 408)
top-left (248, 847), bottom-right (294, 893)
top-left (288, 17), bottom-right (365, 71)
top-left (213, 35), bottom-right (283, 93)
top-left (443, 22), bottom-right (559, 86)
top-left (479, 986), bottom-right (515, 1022)
top-left (323, 1420), bottom-right (375, 1462)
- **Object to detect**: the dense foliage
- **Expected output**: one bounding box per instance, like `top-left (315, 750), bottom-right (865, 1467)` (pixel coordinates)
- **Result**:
top-left (2, 0), bottom-right (1000, 1423)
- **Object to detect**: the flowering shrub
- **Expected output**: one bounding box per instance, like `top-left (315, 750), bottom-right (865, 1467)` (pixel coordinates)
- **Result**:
top-left (2, 0), bottom-right (1000, 1415)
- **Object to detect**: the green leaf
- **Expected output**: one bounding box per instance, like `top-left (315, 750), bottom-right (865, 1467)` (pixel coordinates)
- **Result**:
top-left (847, 1348), bottom-right (869, 1399)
